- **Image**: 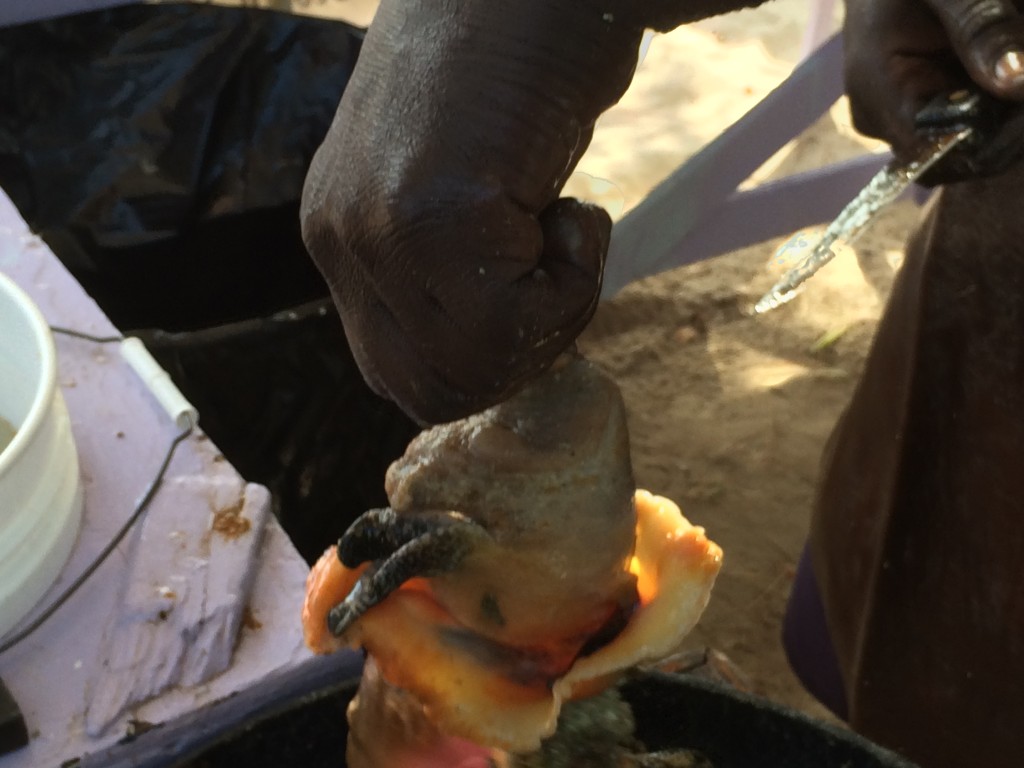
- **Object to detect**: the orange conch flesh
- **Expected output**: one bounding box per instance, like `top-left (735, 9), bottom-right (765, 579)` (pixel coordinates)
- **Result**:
top-left (302, 490), bottom-right (722, 754)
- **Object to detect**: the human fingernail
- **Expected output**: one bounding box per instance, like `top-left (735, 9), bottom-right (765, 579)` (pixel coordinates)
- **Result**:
top-left (995, 50), bottom-right (1024, 87)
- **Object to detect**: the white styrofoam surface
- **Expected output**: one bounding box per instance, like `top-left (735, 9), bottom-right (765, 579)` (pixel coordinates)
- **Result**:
top-left (0, 188), bottom-right (361, 767)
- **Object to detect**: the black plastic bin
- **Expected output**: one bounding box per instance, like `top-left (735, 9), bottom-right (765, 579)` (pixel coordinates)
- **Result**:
top-left (186, 671), bottom-right (917, 768)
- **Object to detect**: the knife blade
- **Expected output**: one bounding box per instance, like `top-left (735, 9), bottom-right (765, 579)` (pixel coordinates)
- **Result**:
top-left (753, 91), bottom-right (980, 314)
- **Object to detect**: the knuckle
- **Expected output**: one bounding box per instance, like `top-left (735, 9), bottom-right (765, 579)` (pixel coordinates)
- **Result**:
top-left (943, 0), bottom-right (1013, 33)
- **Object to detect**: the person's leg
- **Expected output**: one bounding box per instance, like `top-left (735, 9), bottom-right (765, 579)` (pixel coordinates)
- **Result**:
top-left (807, 165), bottom-right (1024, 767)
top-left (782, 546), bottom-right (847, 720)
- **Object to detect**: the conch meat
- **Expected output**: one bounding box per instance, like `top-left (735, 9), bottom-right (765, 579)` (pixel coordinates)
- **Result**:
top-left (303, 355), bottom-right (722, 763)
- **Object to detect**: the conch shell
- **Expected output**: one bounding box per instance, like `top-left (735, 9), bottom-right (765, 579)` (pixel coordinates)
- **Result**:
top-left (301, 356), bottom-right (722, 759)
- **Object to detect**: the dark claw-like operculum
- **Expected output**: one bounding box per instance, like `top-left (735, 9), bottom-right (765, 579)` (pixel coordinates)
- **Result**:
top-left (337, 508), bottom-right (403, 567)
top-left (328, 511), bottom-right (489, 637)
top-left (338, 507), bottom-right (483, 567)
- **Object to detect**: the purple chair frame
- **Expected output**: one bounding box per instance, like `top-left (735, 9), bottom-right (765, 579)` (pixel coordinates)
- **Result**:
top-left (602, 32), bottom-right (897, 298)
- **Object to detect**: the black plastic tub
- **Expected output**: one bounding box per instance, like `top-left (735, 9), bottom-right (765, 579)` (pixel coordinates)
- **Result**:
top-left (183, 670), bottom-right (917, 768)
top-left (621, 671), bottom-right (917, 768)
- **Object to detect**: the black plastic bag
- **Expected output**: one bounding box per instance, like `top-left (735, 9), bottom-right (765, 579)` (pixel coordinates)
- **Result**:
top-left (1, 2), bottom-right (363, 330)
top-left (132, 304), bottom-right (419, 562)
top-left (0, 3), bottom-right (418, 560)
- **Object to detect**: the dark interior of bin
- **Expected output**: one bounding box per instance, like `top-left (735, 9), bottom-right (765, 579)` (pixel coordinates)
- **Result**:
top-left (183, 671), bottom-right (916, 768)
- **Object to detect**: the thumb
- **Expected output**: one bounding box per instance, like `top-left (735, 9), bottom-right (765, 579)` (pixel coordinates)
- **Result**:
top-left (475, 198), bottom-right (608, 395)
top-left (926, 0), bottom-right (1024, 98)
top-left (528, 198), bottom-right (610, 348)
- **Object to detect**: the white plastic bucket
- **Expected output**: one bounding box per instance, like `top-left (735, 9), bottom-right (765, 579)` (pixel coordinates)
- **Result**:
top-left (0, 271), bottom-right (82, 639)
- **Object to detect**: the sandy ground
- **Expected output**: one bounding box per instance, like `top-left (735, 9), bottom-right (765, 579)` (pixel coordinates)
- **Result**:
top-left (226, 0), bottom-right (923, 721)
top-left (570, 7), bottom-right (923, 718)
top-left (567, 5), bottom-right (919, 719)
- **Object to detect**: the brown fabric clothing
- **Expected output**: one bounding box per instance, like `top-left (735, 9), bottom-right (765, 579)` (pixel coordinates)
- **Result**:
top-left (811, 165), bottom-right (1024, 767)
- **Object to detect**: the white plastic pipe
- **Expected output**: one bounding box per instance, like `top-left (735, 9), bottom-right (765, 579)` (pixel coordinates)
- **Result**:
top-left (120, 337), bottom-right (199, 431)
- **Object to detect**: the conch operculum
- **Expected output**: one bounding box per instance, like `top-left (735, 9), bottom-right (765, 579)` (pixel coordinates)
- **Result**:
top-left (302, 357), bottom-right (723, 756)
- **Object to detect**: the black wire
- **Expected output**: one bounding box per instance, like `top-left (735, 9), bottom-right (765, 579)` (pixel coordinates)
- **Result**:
top-left (125, 297), bottom-right (335, 350)
top-left (0, 425), bottom-right (193, 655)
top-left (49, 326), bottom-right (124, 344)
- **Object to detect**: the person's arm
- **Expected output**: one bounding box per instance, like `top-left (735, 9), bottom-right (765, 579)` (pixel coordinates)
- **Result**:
top-left (843, 0), bottom-right (1024, 182)
top-left (301, 0), bottom-right (766, 425)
